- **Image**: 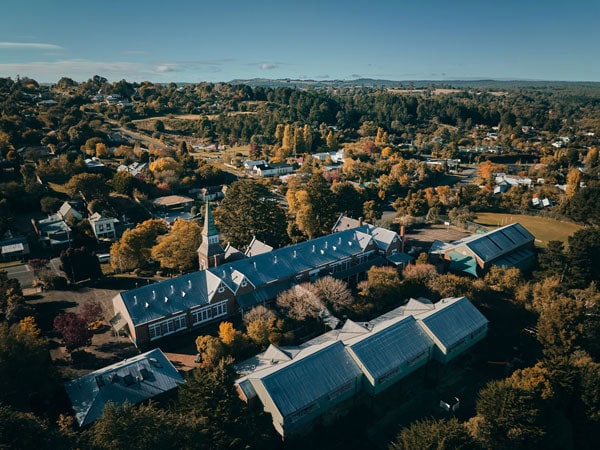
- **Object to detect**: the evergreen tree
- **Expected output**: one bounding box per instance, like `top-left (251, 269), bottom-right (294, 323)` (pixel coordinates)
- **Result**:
top-left (295, 172), bottom-right (337, 239)
top-left (217, 180), bottom-right (289, 250)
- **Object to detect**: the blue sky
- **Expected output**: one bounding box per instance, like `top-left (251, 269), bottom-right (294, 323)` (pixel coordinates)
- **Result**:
top-left (0, 0), bottom-right (598, 83)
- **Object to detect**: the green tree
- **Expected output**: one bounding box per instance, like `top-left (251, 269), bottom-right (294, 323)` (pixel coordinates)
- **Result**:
top-left (567, 227), bottom-right (600, 287)
top-left (390, 418), bottom-right (478, 450)
top-left (217, 180), bottom-right (289, 250)
top-left (177, 359), bottom-right (278, 448)
top-left (112, 170), bottom-right (138, 196)
top-left (0, 404), bottom-right (63, 450)
top-left (65, 173), bottom-right (109, 200)
top-left (151, 219), bottom-right (202, 273)
top-left (363, 200), bottom-right (383, 224)
top-left (87, 402), bottom-right (201, 450)
top-left (331, 182), bottom-right (365, 218)
top-left (472, 379), bottom-right (547, 449)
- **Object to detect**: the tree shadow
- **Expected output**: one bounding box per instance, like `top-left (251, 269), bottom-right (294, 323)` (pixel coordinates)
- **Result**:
top-left (95, 341), bottom-right (138, 359)
top-left (33, 300), bottom-right (79, 332)
top-left (70, 350), bottom-right (121, 370)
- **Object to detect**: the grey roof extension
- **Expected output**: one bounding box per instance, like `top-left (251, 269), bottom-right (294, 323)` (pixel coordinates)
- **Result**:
top-left (65, 349), bottom-right (184, 426)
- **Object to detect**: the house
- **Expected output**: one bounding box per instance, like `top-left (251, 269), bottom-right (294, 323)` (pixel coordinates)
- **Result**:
top-left (57, 201), bottom-right (84, 223)
top-left (32, 214), bottom-right (72, 248)
top-left (235, 296), bottom-right (487, 437)
top-left (111, 214), bottom-right (399, 348)
top-left (494, 173), bottom-right (533, 188)
top-left (311, 151), bottom-right (345, 163)
top-left (88, 213), bottom-right (120, 242)
top-left (244, 159), bottom-right (267, 170)
top-left (252, 163), bottom-right (294, 177)
top-left (64, 349), bottom-right (185, 427)
top-left (0, 232), bottom-right (30, 261)
top-left (85, 157), bottom-right (105, 171)
top-left (152, 195), bottom-right (196, 225)
top-left (429, 223), bottom-right (535, 277)
top-left (117, 161), bottom-right (149, 178)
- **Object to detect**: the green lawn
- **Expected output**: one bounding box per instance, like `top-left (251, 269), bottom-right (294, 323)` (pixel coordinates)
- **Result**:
top-left (474, 212), bottom-right (582, 247)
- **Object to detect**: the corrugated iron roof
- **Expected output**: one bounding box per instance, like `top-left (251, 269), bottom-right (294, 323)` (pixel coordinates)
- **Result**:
top-left (417, 297), bottom-right (489, 349)
top-left (64, 349), bottom-right (184, 427)
top-left (254, 341), bottom-right (362, 417)
top-left (346, 316), bottom-right (434, 380)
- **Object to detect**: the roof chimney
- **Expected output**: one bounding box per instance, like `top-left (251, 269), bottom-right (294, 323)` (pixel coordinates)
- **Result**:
top-left (144, 302), bottom-right (149, 308)
top-left (188, 280), bottom-right (192, 289)
top-left (293, 250), bottom-right (297, 258)
top-left (222, 270), bottom-right (226, 278)
top-left (325, 241), bottom-right (328, 249)
top-left (274, 255), bottom-right (278, 264)
top-left (253, 261), bottom-right (257, 269)
top-left (312, 244), bottom-right (315, 253)
top-left (170, 285), bottom-right (174, 294)
top-left (358, 217), bottom-right (363, 226)
top-left (133, 295), bottom-right (138, 305)
top-left (164, 296), bottom-right (169, 303)
top-left (152, 290), bottom-right (156, 299)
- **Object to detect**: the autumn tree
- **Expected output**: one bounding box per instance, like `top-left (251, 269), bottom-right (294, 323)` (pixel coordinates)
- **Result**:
top-left (217, 180), bottom-right (289, 250)
top-left (112, 170), bottom-right (139, 196)
top-left (53, 312), bottom-right (93, 352)
top-left (358, 266), bottom-right (404, 307)
top-left (194, 335), bottom-right (226, 367)
top-left (110, 219), bottom-right (169, 272)
top-left (246, 315), bottom-right (280, 347)
top-left (0, 404), bottom-right (63, 450)
top-left (294, 172), bottom-right (337, 239)
top-left (151, 219), bottom-right (202, 273)
top-left (81, 299), bottom-right (104, 324)
top-left (363, 200), bottom-right (382, 224)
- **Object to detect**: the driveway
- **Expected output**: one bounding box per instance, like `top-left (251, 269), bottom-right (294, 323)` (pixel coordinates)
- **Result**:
top-left (3, 264), bottom-right (34, 288)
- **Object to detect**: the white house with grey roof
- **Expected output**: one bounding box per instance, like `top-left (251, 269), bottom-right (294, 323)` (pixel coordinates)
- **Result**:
top-left (64, 348), bottom-right (184, 427)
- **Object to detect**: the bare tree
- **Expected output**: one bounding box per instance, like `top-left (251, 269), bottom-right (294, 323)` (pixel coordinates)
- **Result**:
top-left (276, 283), bottom-right (323, 321)
top-left (313, 276), bottom-right (354, 312)
top-left (243, 305), bottom-right (276, 326)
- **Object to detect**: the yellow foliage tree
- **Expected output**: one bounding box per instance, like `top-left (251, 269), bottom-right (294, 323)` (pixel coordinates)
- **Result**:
top-left (17, 316), bottom-right (41, 339)
top-left (218, 321), bottom-right (236, 345)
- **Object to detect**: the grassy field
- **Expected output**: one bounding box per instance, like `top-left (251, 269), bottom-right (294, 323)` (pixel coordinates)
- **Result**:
top-left (474, 212), bottom-right (582, 247)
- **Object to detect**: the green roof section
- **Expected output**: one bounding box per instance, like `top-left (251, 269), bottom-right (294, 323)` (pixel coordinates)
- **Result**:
top-left (203, 201), bottom-right (219, 237)
top-left (447, 251), bottom-right (478, 277)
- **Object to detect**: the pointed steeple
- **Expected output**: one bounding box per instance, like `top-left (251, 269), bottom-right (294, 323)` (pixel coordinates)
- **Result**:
top-left (203, 201), bottom-right (219, 238)
top-left (197, 202), bottom-right (224, 270)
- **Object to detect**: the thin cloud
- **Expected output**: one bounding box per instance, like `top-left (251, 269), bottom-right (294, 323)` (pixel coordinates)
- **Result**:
top-left (259, 63), bottom-right (277, 70)
top-left (123, 50), bottom-right (148, 55)
top-left (156, 64), bottom-right (181, 73)
top-left (0, 42), bottom-right (63, 50)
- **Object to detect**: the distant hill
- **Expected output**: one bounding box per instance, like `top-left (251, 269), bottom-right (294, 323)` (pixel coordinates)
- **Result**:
top-left (228, 77), bottom-right (600, 90)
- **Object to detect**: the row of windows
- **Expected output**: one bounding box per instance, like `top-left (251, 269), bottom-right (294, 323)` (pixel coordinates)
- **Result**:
top-left (289, 402), bottom-right (319, 423)
top-left (191, 301), bottom-right (228, 325)
top-left (149, 314), bottom-right (187, 340)
top-left (148, 301), bottom-right (228, 340)
top-left (327, 381), bottom-right (354, 400)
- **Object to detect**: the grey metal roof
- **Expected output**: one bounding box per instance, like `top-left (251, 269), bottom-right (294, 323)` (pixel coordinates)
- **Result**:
top-left (210, 227), bottom-right (375, 289)
top-left (64, 349), bottom-right (184, 426)
top-left (367, 225), bottom-right (398, 251)
top-left (417, 297), bottom-right (489, 349)
top-left (346, 316), bottom-right (434, 380)
top-left (255, 341), bottom-right (362, 417)
top-left (457, 223), bottom-right (534, 263)
top-left (119, 270), bottom-right (226, 326)
top-left (245, 237), bottom-right (273, 257)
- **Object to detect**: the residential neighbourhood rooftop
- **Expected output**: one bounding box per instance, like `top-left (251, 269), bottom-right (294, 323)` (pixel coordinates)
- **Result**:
top-left (64, 349), bottom-right (185, 427)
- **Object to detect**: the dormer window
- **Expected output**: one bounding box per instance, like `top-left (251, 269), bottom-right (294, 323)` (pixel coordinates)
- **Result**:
top-left (241, 280), bottom-right (247, 288)
top-left (218, 286), bottom-right (225, 293)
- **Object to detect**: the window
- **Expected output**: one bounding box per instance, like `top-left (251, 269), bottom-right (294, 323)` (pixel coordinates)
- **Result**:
top-left (218, 286), bottom-right (225, 293)
top-left (148, 314), bottom-right (187, 340)
top-left (289, 402), bottom-right (318, 423)
top-left (98, 224), bottom-right (104, 231)
top-left (192, 301), bottom-right (227, 325)
top-left (327, 381), bottom-right (353, 400)
top-left (105, 223), bottom-right (111, 230)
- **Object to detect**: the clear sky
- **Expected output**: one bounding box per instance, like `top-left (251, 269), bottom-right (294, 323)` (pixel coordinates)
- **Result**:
top-left (0, 0), bottom-right (598, 83)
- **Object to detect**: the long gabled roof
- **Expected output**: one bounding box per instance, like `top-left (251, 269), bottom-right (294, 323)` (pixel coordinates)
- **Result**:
top-left (346, 315), bottom-right (434, 381)
top-left (210, 227), bottom-right (375, 289)
top-left (64, 349), bottom-right (184, 427)
top-left (118, 270), bottom-right (227, 326)
top-left (416, 297), bottom-right (489, 350)
top-left (252, 341), bottom-right (362, 417)
top-left (451, 223), bottom-right (534, 263)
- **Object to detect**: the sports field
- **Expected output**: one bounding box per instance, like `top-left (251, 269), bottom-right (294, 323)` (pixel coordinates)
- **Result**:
top-left (474, 213), bottom-right (582, 247)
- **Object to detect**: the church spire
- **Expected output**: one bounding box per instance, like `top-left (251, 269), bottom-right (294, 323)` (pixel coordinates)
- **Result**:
top-left (197, 202), bottom-right (224, 270)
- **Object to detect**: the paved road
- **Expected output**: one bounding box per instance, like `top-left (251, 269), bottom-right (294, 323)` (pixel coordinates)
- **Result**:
top-left (3, 264), bottom-right (34, 288)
